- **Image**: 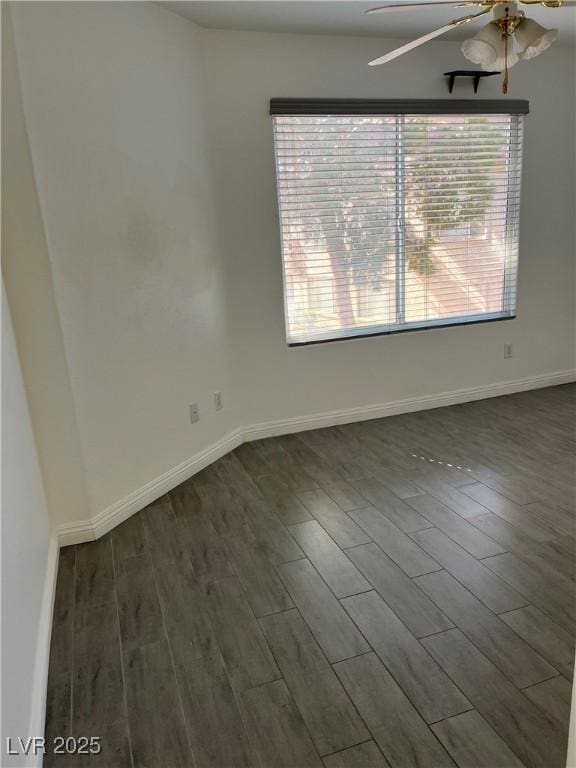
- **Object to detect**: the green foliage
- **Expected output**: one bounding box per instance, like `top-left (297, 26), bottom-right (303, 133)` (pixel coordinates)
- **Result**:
top-left (281, 115), bottom-right (508, 326)
top-left (404, 117), bottom-right (506, 275)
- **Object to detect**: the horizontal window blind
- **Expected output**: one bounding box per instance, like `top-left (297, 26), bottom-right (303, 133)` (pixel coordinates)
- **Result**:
top-left (272, 103), bottom-right (524, 346)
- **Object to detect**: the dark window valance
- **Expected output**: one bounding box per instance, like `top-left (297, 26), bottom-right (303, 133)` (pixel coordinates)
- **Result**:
top-left (269, 98), bottom-right (530, 116)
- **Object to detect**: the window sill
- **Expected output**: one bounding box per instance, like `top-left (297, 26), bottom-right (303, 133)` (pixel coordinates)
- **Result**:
top-left (287, 312), bottom-right (516, 347)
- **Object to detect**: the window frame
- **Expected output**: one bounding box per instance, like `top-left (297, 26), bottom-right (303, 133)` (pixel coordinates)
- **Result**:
top-left (271, 99), bottom-right (528, 347)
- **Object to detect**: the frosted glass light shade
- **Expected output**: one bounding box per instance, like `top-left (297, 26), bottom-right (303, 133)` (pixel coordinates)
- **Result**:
top-left (461, 22), bottom-right (503, 66)
top-left (487, 48), bottom-right (520, 72)
top-left (462, 22), bottom-right (519, 70)
top-left (515, 18), bottom-right (558, 59)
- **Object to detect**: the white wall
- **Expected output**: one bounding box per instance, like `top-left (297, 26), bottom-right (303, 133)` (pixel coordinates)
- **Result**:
top-left (569, 671), bottom-right (576, 768)
top-left (2, 3), bottom-right (90, 536)
top-left (2, 12), bottom-right (61, 764)
top-left (202, 30), bottom-right (576, 425)
top-left (9, 2), bottom-right (234, 524)
top-left (5, 6), bottom-right (575, 540)
top-left (1, 285), bottom-right (55, 768)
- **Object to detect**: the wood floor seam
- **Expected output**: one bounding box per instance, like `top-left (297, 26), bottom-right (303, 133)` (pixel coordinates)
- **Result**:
top-left (110, 535), bottom-right (136, 768)
top-left (44, 385), bottom-right (576, 768)
top-left (147, 546), bottom-right (197, 764)
top-left (68, 547), bottom-right (77, 739)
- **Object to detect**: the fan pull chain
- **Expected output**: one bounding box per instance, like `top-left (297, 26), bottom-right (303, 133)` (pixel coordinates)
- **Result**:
top-left (503, 33), bottom-right (509, 93)
top-left (503, 6), bottom-right (509, 94)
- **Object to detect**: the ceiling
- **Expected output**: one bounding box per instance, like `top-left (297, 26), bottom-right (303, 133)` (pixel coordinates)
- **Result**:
top-left (162, 1), bottom-right (576, 45)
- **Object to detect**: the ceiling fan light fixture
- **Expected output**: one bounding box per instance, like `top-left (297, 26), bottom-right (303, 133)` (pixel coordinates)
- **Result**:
top-left (484, 48), bottom-right (520, 70)
top-left (461, 21), bottom-right (504, 66)
top-left (515, 17), bottom-right (558, 59)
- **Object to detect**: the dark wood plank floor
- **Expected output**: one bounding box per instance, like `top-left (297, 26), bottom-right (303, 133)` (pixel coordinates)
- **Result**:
top-left (45, 385), bottom-right (576, 768)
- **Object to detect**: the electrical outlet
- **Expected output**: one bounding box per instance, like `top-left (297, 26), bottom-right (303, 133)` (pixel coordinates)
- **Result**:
top-left (189, 403), bottom-right (200, 423)
top-left (214, 391), bottom-right (223, 411)
top-left (504, 343), bottom-right (513, 359)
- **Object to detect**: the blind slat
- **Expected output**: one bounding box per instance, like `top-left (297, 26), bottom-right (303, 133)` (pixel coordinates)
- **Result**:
top-left (273, 112), bottom-right (523, 346)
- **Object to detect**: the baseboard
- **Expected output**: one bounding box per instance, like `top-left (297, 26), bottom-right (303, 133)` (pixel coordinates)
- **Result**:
top-left (57, 428), bottom-right (244, 545)
top-left (57, 369), bottom-right (575, 546)
top-left (27, 536), bottom-right (59, 764)
top-left (242, 368), bottom-right (576, 441)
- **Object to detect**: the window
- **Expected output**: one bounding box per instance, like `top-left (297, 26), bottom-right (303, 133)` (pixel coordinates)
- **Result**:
top-left (271, 99), bottom-right (527, 346)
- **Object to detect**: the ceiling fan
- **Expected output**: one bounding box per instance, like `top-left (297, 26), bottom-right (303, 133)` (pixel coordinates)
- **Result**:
top-left (366, 0), bottom-right (575, 92)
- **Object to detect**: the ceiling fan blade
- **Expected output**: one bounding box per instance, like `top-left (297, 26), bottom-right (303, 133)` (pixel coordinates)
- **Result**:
top-left (366, 2), bottom-right (478, 13)
top-left (368, 9), bottom-right (488, 66)
top-left (519, 0), bottom-right (576, 5)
